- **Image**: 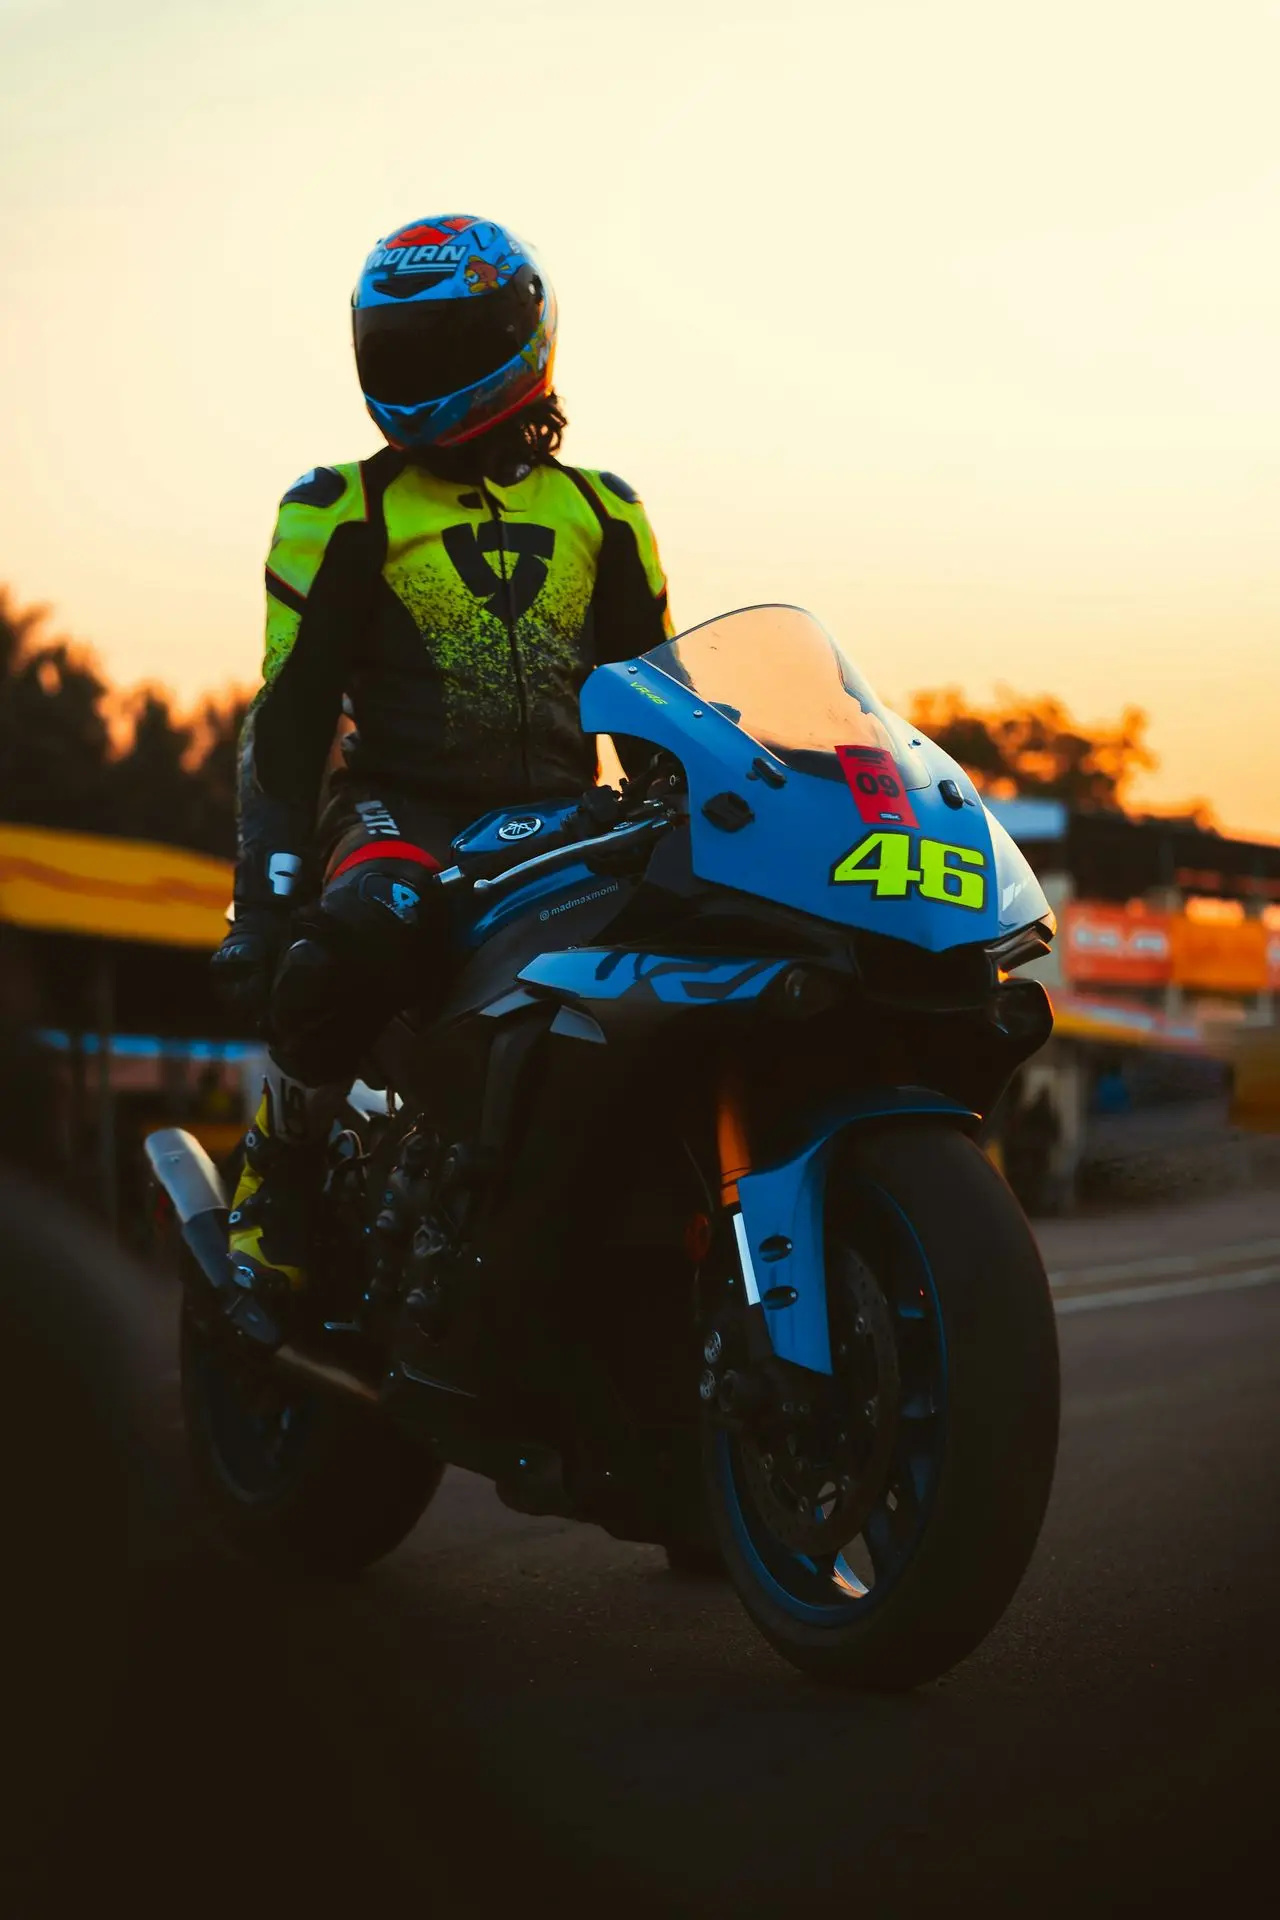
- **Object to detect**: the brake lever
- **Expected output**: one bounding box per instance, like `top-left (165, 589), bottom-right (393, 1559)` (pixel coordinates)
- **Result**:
top-left (467, 810), bottom-right (673, 898)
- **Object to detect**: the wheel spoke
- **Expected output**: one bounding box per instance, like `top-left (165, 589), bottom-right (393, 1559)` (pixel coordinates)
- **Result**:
top-left (831, 1551), bottom-right (870, 1598)
top-left (864, 1503), bottom-right (901, 1577)
top-left (897, 1444), bottom-right (933, 1511)
top-left (863, 1449), bottom-right (929, 1578)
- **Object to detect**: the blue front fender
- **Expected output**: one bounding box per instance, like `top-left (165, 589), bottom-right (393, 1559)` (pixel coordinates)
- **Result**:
top-left (735, 1088), bottom-right (979, 1375)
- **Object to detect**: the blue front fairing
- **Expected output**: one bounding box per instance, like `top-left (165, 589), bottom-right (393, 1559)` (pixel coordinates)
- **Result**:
top-left (444, 609), bottom-right (1047, 1391)
top-left (580, 608), bottom-right (1050, 954)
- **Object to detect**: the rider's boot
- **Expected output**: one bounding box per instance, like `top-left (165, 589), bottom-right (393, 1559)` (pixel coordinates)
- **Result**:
top-left (227, 1062), bottom-right (339, 1337)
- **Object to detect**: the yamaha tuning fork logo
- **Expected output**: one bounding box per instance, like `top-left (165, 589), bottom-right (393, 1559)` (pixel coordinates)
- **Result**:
top-left (497, 815), bottom-right (543, 843)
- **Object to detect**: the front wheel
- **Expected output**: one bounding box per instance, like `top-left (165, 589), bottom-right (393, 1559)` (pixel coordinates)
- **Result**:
top-left (180, 1309), bottom-right (443, 1576)
top-left (704, 1122), bottom-right (1059, 1690)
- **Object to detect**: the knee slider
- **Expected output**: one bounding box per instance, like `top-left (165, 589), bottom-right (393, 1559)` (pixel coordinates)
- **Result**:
top-left (317, 859), bottom-right (449, 1006)
top-left (320, 858), bottom-right (440, 952)
top-left (269, 860), bottom-right (447, 1084)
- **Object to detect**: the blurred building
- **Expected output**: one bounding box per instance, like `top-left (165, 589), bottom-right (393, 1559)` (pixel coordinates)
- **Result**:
top-left (0, 823), bottom-right (252, 1239)
top-left (988, 799), bottom-right (1280, 1021)
top-left (985, 800), bottom-right (1280, 1210)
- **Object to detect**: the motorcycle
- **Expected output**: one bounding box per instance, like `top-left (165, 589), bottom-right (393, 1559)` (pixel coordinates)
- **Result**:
top-left (149, 603), bottom-right (1059, 1689)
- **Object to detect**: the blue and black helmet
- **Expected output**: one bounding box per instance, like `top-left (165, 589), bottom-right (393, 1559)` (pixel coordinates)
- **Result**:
top-left (352, 214), bottom-right (557, 452)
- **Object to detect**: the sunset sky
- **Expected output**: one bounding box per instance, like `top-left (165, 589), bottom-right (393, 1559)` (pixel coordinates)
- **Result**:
top-left (2, 0), bottom-right (1277, 835)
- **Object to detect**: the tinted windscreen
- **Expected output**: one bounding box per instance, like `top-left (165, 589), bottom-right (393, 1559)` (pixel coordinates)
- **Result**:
top-left (645, 605), bottom-right (929, 788)
top-left (355, 272), bottom-right (543, 403)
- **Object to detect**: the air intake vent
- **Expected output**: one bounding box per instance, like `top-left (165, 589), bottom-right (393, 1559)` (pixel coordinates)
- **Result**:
top-left (852, 929), bottom-right (993, 1011)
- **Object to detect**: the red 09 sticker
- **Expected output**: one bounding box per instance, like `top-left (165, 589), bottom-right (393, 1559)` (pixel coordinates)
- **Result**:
top-left (836, 745), bottom-right (919, 827)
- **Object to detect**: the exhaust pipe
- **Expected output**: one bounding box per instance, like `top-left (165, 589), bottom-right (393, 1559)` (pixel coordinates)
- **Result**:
top-left (145, 1129), bottom-right (379, 1406)
top-left (145, 1128), bottom-right (233, 1292)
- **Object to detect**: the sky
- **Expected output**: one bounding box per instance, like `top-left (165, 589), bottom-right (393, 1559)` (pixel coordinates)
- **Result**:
top-left (2, 0), bottom-right (1277, 835)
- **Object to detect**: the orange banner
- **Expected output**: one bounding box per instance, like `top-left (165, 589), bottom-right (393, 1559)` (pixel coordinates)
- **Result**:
top-left (1170, 916), bottom-right (1269, 992)
top-left (1062, 904), bottom-right (1172, 986)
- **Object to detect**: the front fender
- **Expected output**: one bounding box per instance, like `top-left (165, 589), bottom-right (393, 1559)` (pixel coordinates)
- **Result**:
top-left (735, 1088), bottom-right (978, 1375)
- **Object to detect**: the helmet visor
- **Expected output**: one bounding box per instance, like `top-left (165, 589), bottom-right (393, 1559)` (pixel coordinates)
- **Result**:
top-left (355, 269), bottom-right (545, 406)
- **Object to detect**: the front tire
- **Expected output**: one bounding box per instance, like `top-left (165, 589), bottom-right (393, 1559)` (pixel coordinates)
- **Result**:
top-left (180, 1309), bottom-right (443, 1576)
top-left (704, 1122), bottom-right (1059, 1689)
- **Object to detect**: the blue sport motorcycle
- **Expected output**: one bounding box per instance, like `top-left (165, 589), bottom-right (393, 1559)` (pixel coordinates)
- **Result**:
top-left (151, 605), bottom-right (1059, 1690)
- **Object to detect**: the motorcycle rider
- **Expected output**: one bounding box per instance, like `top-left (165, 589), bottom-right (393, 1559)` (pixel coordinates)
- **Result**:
top-left (211, 214), bottom-right (672, 1323)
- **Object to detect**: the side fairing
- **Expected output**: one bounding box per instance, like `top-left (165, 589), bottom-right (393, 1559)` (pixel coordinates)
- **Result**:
top-left (581, 658), bottom-right (1050, 954)
top-left (518, 949), bottom-right (788, 1004)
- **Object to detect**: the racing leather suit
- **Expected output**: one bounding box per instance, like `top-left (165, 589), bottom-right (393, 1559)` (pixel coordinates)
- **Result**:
top-left (230, 447), bottom-right (672, 1087)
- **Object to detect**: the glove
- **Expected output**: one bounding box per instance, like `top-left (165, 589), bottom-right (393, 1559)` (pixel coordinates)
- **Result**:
top-left (210, 907), bottom-right (291, 1023)
top-left (564, 785), bottom-right (625, 840)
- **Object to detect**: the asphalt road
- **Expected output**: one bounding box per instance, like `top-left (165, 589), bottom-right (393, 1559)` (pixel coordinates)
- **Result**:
top-left (10, 1187), bottom-right (1280, 1917)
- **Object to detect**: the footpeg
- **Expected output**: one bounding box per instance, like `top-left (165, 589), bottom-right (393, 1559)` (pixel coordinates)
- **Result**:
top-left (223, 1280), bottom-right (283, 1350)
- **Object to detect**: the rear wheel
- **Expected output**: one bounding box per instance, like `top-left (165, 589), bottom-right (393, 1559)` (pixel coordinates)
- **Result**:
top-left (704, 1122), bottom-right (1059, 1689)
top-left (180, 1308), bottom-right (443, 1576)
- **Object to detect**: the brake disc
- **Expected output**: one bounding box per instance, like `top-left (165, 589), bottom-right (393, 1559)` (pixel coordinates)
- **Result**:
top-left (738, 1249), bottom-right (900, 1554)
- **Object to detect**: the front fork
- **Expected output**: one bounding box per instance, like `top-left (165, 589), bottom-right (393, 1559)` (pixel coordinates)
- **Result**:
top-left (716, 1072), bottom-right (764, 1312)
top-left (712, 1080), bottom-right (981, 1388)
top-left (701, 1075), bottom-right (809, 1421)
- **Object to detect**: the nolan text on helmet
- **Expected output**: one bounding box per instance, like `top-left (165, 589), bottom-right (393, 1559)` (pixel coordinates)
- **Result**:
top-left (367, 242), bottom-right (469, 295)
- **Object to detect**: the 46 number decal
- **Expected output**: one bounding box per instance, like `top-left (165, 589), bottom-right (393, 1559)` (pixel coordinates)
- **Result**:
top-left (831, 830), bottom-right (987, 910)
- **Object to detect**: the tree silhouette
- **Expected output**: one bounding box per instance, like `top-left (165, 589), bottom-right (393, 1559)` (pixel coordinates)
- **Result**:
top-left (0, 590), bottom-right (113, 830)
top-left (107, 689), bottom-right (199, 847)
top-left (183, 695), bottom-right (250, 858)
top-left (2, 583), bottom-right (1164, 839)
top-left (0, 587), bottom-right (246, 855)
top-left (907, 685), bottom-right (1155, 810)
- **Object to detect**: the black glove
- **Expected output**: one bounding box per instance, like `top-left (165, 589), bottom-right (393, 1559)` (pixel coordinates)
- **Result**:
top-left (564, 785), bottom-right (625, 840)
top-left (210, 907), bottom-right (291, 1023)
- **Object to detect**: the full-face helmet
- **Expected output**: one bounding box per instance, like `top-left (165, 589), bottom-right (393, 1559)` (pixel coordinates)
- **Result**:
top-left (352, 214), bottom-right (557, 451)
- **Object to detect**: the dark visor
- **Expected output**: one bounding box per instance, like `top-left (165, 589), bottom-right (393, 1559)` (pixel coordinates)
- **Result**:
top-left (355, 269), bottom-right (544, 405)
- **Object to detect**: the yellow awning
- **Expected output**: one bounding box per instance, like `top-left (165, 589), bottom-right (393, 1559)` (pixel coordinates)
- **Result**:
top-left (1049, 991), bottom-right (1207, 1053)
top-left (0, 823), bottom-right (232, 950)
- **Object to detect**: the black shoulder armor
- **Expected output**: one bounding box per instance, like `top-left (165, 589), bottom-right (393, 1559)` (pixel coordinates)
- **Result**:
top-left (281, 466), bottom-right (347, 510)
top-left (596, 471), bottom-right (639, 505)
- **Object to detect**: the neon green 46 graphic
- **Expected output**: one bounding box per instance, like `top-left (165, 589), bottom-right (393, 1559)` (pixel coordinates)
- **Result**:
top-left (831, 830), bottom-right (987, 910)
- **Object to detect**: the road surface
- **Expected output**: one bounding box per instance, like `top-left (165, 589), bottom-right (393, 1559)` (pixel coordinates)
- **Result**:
top-left (11, 1187), bottom-right (1280, 1916)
